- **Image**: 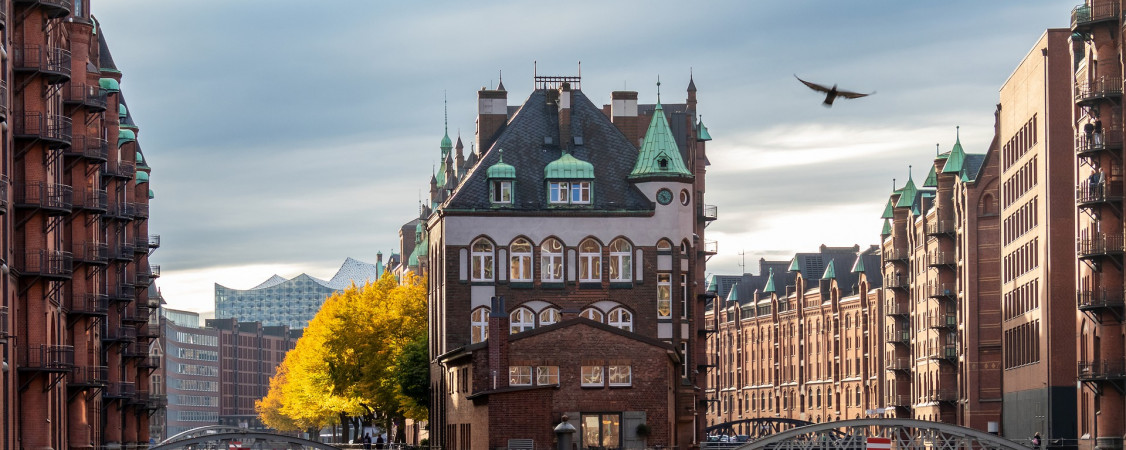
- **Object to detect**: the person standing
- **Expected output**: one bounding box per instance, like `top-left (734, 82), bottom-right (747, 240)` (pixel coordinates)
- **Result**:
top-left (375, 434), bottom-right (385, 450)
top-left (1032, 432), bottom-right (1042, 450)
top-left (361, 433), bottom-right (372, 450)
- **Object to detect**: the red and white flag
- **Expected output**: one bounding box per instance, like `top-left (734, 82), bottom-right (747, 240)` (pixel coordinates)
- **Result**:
top-left (867, 437), bottom-right (892, 450)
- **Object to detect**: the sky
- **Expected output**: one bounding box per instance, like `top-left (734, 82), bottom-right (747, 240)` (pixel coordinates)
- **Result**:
top-left (90, 1), bottom-right (1069, 313)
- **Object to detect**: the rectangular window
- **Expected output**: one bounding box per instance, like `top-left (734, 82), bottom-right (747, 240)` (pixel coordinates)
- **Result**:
top-left (680, 274), bottom-right (689, 319)
top-left (582, 413), bottom-right (621, 449)
top-left (657, 273), bottom-right (672, 318)
top-left (681, 342), bottom-right (690, 378)
top-left (550, 182), bottom-right (569, 203)
top-left (570, 181), bottom-right (591, 204)
top-left (537, 366), bottom-right (559, 385)
top-left (508, 366), bottom-right (532, 386)
top-left (542, 252), bottom-right (563, 282)
top-left (491, 180), bottom-right (512, 203)
top-left (581, 366), bottom-right (604, 387)
top-left (608, 365), bottom-right (631, 386)
top-left (510, 253), bottom-right (532, 281)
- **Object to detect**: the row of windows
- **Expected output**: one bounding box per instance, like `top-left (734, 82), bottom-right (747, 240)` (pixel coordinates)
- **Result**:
top-left (177, 363), bottom-right (219, 377)
top-left (1005, 320), bottom-right (1041, 369)
top-left (1001, 114), bottom-right (1037, 172)
top-left (1002, 155), bottom-right (1038, 208)
top-left (470, 304), bottom-right (634, 343)
top-left (174, 331), bottom-right (218, 347)
top-left (712, 385), bottom-right (873, 415)
top-left (171, 410), bottom-right (219, 422)
top-left (177, 348), bottom-right (219, 362)
top-left (170, 379), bottom-right (219, 392)
top-left (1003, 237), bottom-right (1039, 283)
top-left (1003, 196), bottom-right (1038, 246)
top-left (468, 237), bottom-right (688, 283)
top-left (1004, 278), bottom-right (1039, 321)
top-left (489, 180), bottom-right (593, 205)
top-left (171, 394), bottom-right (219, 407)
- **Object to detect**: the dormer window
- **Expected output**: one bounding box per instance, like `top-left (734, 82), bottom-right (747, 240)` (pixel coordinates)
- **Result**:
top-left (486, 148), bottom-right (516, 205)
top-left (570, 181), bottom-right (591, 204)
top-left (491, 180), bottom-right (512, 203)
top-left (544, 151), bottom-right (595, 205)
top-left (658, 157), bottom-right (669, 170)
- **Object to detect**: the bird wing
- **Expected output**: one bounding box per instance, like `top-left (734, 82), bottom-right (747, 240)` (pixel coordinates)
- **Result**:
top-left (835, 89), bottom-right (875, 99)
top-left (794, 75), bottom-right (831, 93)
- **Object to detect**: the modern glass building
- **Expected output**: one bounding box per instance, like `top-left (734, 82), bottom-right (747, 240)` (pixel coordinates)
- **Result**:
top-left (214, 257), bottom-right (385, 329)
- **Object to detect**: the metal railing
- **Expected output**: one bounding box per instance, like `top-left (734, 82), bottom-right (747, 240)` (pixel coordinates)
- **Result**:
top-left (11, 44), bottom-right (72, 82)
top-left (149, 235), bottom-right (161, 248)
top-left (927, 282), bottom-right (955, 298)
top-left (104, 326), bottom-right (137, 342)
top-left (704, 240), bottom-right (718, 254)
top-left (886, 357), bottom-right (911, 371)
top-left (702, 204), bottom-right (718, 220)
top-left (12, 111), bottom-right (73, 144)
top-left (1077, 289), bottom-right (1126, 310)
top-left (67, 292), bottom-right (109, 316)
top-left (885, 302), bottom-right (908, 316)
top-left (924, 389), bottom-right (957, 403)
top-left (66, 135), bottom-right (110, 162)
top-left (0, 80), bottom-right (8, 120)
top-left (69, 365), bottom-right (109, 386)
top-left (0, 176), bottom-right (8, 214)
top-left (109, 282), bottom-right (136, 302)
top-left (884, 394), bottom-right (911, 407)
top-left (15, 250), bottom-right (73, 278)
top-left (139, 355), bottom-right (161, 369)
top-left (63, 84), bottom-right (107, 111)
top-left (103, 159), bottom-right (136, 179)
top-left (105, 381), bottom-right (136, 399)
top-left (132, 201), bottom-right (149, 219)
top-left (883, 248), bottom-right (908, 262)
top-left (928, 313), bottom-right (957, 329)
top-left (14, 181), bottom-right (73, 214)
top-left (1071, 2), bottom-right (1120, 29)
top-left (884, 273), bottom-right (909, 289)
top-left (0, 306), bottom-right (7, 340)
top-left (20, 344), bottom-right (74, 371)
top-left (1078, 359), bottom-right (1126, 380)
top-left (1078, 181), bottom-right (1123, 204)
top-left (886, 329), bottom-right (910, 344)
top-left (74, 187), bottom-right (108, 213)
top-left (927, 251), bottom-right (955, 267)
top-left (1076, 129), bottom-right (1124, 154)
top-left (925, 219), bottom-right (956, 236)
top-left (1078, 233), bottom-right (1125, 257)
top-left (1075, 76), bottom-right (1123, 103)
top-left (928, 345), bottom-right (957, 361)
top-left (71, 240), bottom-right (108, 264)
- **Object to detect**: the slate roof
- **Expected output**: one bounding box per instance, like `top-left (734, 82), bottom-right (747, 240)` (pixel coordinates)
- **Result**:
top-left (97, 29), bottom-right (119, 73)
top-left (231, 257), bottom-right (384, 291)
top-left (444, 89), bottom-right (656, 212)
top-left (962, 154), bottom-right (987, 182)
top-left (709, 245), bottom-right (882, 305)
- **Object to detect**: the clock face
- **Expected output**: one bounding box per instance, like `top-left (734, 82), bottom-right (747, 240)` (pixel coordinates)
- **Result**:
top-left (657, 189), bottom-right (673, 205)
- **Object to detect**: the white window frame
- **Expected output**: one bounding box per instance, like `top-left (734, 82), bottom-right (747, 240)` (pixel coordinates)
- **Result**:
top-left (509, 307), bottom-right (535, 334)
top-left (537, 366), bottom-right (560, 385)
top-left (680, 274), bottom-right (689, 319)
top-left (539, 308), bottom-right (560, 326)
top-left (580, 308), bottom-right (604, 323)
top-left (581, 366), bottom-right (604, 387)
top-left (608, 365), bottom-right (632, 387)
top-left (657, 273), bottom-right (672, 318)
top-left (570, 181), bottom-right (591, 204)
top-left (540, 238), bottom-right (564, 282)
top-left (509, 366), bottom-right (532, 386)
top-left (681, 341), bottom-right (690, 378)
top-left (608, 238), bottom-right (632, 282)
top-left (549, 182), bottom-right (569, 204)
top-left (509, 238), bottom-right (533, 282)
top-left (471, 239), bottom-right (495, 281)
top-left (657, 239), bottom-right (673, 252)
top-left (579, 239), bottom-right (602, 282)
top-left (491, 180), bottom-right (512, 204)
top-left (471, 307), bottom-right (490, 343)
top-left (607, 307), bottom-right (633, 332)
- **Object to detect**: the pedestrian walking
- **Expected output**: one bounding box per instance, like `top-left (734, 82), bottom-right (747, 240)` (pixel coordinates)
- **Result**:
top-left (1032, 432), bottom-right (1041, 450)
top-left (362, 433), bottom-right (372, 450)
top-left (375, 434), bottom-right (385, 450)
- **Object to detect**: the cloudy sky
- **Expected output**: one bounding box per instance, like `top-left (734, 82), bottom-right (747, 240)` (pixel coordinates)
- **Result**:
top-left (91, 1), bottom-right (1068, 313)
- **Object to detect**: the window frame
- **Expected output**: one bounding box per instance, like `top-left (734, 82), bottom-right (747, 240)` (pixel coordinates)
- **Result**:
top-left (608, 238), bottom-right (632, 282)
top-left (607, 307), bottom-right (633, 332)
top-left (509, 238), bottom-right (533, 282)
top-left (578, 239), bottom-right (602, 282)
top-left (508, 366), bottom-right (532, 386)
top-left (471, 239), bottom-right (495, 282)
top-left (471, 307), bottom-right (490, 343)
top-left (509, 307), bottom-right (535, 334)
top-left (539, 308), bottom-right (560, 326)
top-left (537, 366), bottom-right (560, 385)
top-left (581, 365), bottom-right (604, 387)
top-left (540, 238), bottom-right (564, 282)
top-left (580, 308), bottom-right (604, 323)
top-left (549, 181), bottom-right (569, 204)
top-left (657, 273), bottom-right (672, 318)
top-left (491, 180), bottom-right (513, 204)
top-left (570, 181), bottom-right (591, 204)
top-left (608, 365), bottom-right (632, 387)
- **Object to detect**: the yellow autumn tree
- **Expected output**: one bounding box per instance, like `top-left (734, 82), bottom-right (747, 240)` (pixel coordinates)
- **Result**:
top-left (258, 271), bottom-right (428, 436)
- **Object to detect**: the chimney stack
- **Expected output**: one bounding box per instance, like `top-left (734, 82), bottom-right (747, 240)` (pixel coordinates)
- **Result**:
top-left (488, 296), bottom-right (510, 389)
top-left (476, 86), bottom-right (508, 153)
top-left (610, 91), bottom-right (640, 147)
top-left (558, 83), bottom-right (572, 150)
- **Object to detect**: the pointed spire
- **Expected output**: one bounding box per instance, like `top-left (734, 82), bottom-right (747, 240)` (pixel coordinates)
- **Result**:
top-left (822, 260), bottom-right (837, 280)
top-left (881, 218), bottom-right (892, 236)
top-left (697, 115), bottom-right (712, 141)
top-left (881, 197), bottom-right (895, 219)
top-left (942, 126), bottom-right (966, 174)
top-left (440, 93), bottom-right (453, 155)
top-left (656, 75), bottom-right (662, 104)
top-left (895, 167), bottom-right (917, 208)
top-left (923, 165), bottom-right (938, 188)
top-left (688, 68), bottom-right (697, 92)
top-left (851, 255), bottom-right (866, 273)
top-left (788, 257), bottom-right (801, 272)
top-left (762, 268), bottom-right (777, 294)
top-left (629, 79), bottom-right (692, 181)
top-left (726, 283), bottom-right (740, 302)
top-left (497, 70), bottom-right (506, 91)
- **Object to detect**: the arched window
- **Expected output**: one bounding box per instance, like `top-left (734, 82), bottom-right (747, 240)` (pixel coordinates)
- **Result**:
top-left (608, 238), bottom-right (632, 282)
top-left (607, 307), bottom-right (633, 331)
top-left (471, 239), bottom-right (494, 281)
top-left (539, 308), bottom-right (560, 326)
top-left (540, 238), bottom-right (564, 282)
top-left (580, 308), bottom-right (604, 323)
top-left (657, 239), bottom-right (673, 252)
top-left (579, 239), bottom-right (602, 282)
top-left (509, 238), bottom-right (533, 282)
top-left (471, 307), bottom-right (490, 343)
top-left (509, 307), bottom-right (535, 334)
top-left (657, 273), bottom-right (672, 318)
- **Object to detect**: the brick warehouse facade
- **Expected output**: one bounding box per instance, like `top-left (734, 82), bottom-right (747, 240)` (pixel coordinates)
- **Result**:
top-left (0, 1), bottom-right (162, 449)
top-left (421, 74), bottom-right (714, 449)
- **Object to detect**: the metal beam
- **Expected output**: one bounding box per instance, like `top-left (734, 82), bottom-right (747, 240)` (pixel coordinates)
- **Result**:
top-left (151, 430), bottom-right (339, 450)
top-left (737, 418), bottom-right (1027, 450)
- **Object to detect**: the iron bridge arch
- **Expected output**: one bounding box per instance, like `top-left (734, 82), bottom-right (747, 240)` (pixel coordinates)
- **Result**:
top-left (707, 418), bottom-right (838, 441)
top-left (735, 418), bottom-right (1028, 450)
top-left (150, 431), bottom-right (340, 450)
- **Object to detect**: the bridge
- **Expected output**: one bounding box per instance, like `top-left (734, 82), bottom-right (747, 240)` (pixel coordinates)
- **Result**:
top-left (152, 425), bottom-right (340, 450)
top-left (702, 418), bottom-right (1030, 450)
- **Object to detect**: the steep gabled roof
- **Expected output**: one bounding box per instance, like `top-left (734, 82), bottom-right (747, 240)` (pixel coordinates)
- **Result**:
top-left (630, 102), bottom-right (693, 180)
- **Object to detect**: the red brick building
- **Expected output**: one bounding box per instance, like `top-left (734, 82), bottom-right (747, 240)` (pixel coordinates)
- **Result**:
top-left (205, 318), bottom-right (300, 430)
top-left (421, 73), bottom-right (714, 449)
top-left (0, 1), bottom-right (161, 449)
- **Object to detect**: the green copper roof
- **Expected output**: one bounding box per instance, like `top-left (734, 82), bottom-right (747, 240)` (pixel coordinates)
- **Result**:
top-left (118, 129), bottom-right (136, 146)
top-left (881, 219), bottom-right (892, 236)
top-left (98, 77), bottom-right (120, 93)
top-left (697, 119), bottom-right (712, 141)
top-left (881, 198), bottom-right (895, 219)
top-left (895, 175), bottom-right (917, 208)
top-left (788, 257), bottom-right (801, 272)
top-left (942, 133), bottom-right (966, 174)
top-left (705, 274), bottom-right (718, 293)
top-left (435, 161), bottom-right (448, 187)
top-left (923, 165), bottom-right (938, 188)
top-left (440, 132), bottom-right (452, 155)
top-left (118, 103), bottom-right (127, 119)
top-left (135, 171), bottom-right (149, 184)
top-left (486, 149), bottom-right (516, 179)
top-left (148, 189), bottom-right (154, 199)
top-left (408, 229), bottom-right (429, 268)
top-left (822, 260), bottom-right (837, 280)
top-left (726, 284), bottom-right (740, 302)
top-left (911, 200), bottom-right (922, 216)
top-left (119, 122), bottom-right (138, 131)
top-left (629, 103), bottom-right (693, 180)
top-left (545, 152), bottom-right (595, 179)
top-left (851, 255), bottom-right (866, 273)
top-left (762, 268), bottom-right (776, 294)
top-left (135, 151), bottom-right (145, 164)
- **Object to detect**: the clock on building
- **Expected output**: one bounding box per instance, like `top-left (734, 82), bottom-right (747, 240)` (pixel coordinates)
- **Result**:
top-left (656, 188), bottom-right (673, 205)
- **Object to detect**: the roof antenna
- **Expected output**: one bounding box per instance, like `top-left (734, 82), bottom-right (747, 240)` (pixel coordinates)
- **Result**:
top-left (936, 143), bottom-right (939, 156)
top-left (443, 91), bottom-right (449, 136)
top-left (956, 125), bottom-right (960, 141)
top-left (534, 60), bottom-right (537, 88)
top-left (656, 75), bottom-right (662, 103)
top-left (908, 165), bottom-right (912, 181)
top-left (892, 178), bottom-right (896, 190)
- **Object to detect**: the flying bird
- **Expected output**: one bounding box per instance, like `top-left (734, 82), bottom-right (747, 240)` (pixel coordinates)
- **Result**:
top-left (795, 75), bottom-right (875, 107)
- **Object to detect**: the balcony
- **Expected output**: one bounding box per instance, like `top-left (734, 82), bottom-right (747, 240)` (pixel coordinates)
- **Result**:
top-left (0, 80), bottom-right (8, 121)
top-left (1079, 359), bottom-right (1126, 381)
top-left (928, 345), bottom-right (958, 363)
top-left (132, 201), bottom-right (149, 219)
top-left (1072, 2), bottom-right (1120, 32)
top-left (147, 394), bottom-right (167, 410)
top-left (12, 44), bottom-right (72, 83)
top-left (139, 355), bottom-right (160, 370)
top-left (700, 204), bottom-right (718, 221)
top-left (65, 135), bottom-right (109, 163)
top-left (19, 344), bottom-right (74, 372)
top-left (1078, 290), bottom-right (1126, 322)
top-left (130, 390), bottom-right (150, 407)
top-left (15, 250), bottom-right (73, 280)
top-left (102, 158), bottom-right (136, 180)
top-left (886, 329), bottom-right (910, 345)
top-left (884, 248), bottom-right (909, 263)
top-left (925, 219), bottom-right (956, 237)
top-left (927, 251), bottom-right (956, 268)
top-left (928, 313), bottom-right (957, 329)
top-left (123, 342), bottom-right (147, 359)
top-left (66, 292), bottom-right (108, 317)
top-left (885, 394), bottom-right (912, 407)
top-left (927, 282), bottom-right (956, 299)
top-left (77, 188), bottom-right (109, 214)
top-left (1078, 181), bottom-right (1123, 207)
top-left (70, 241), bottom-right (108, 266)
top-left (1076, 76), bottom-right (1123, 105)
top-left (885, 301), bottom-right (909, 316)
top-left (104, 381), bottom-right (136, 400)
top-left (1078, 233), bottom-right (1125, 259)
top-left (112, 242), bottom-right (135, 261)
top-left (923, 389), bottom-right (957, 403)
top-left (103, 326), bottom-right (137, 343)
top-left (14, 181), bottom-right (73, 215)
top-left (0, 306), bottom-right (7, 342)
top-left (884, 273), bottom-right (909, 290)
top-left (136, 264), bottom-right (160, 283)
top-left (0, 176), bottom-right (8, 215)
top-left (108, 283), bottom-right (135, 303)
top-left (886, 357), bottom-right (911, 371)
top-left (139, 322), bottom-right (160, 339)
top-left (68, 365), bottom-right (108, 388)
top-left (149, 235), bottom-right (161, 249)
top-left (12, 112), bottom-right (73, 147)
top-left (704, 239), bottom-right (718, 255)
top-left (62, 84), bottom-right (107, 112)
top-left (103, 201), bottom-right (135, 221)
top-left (1077, 130), bottom-right (1124, 157)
